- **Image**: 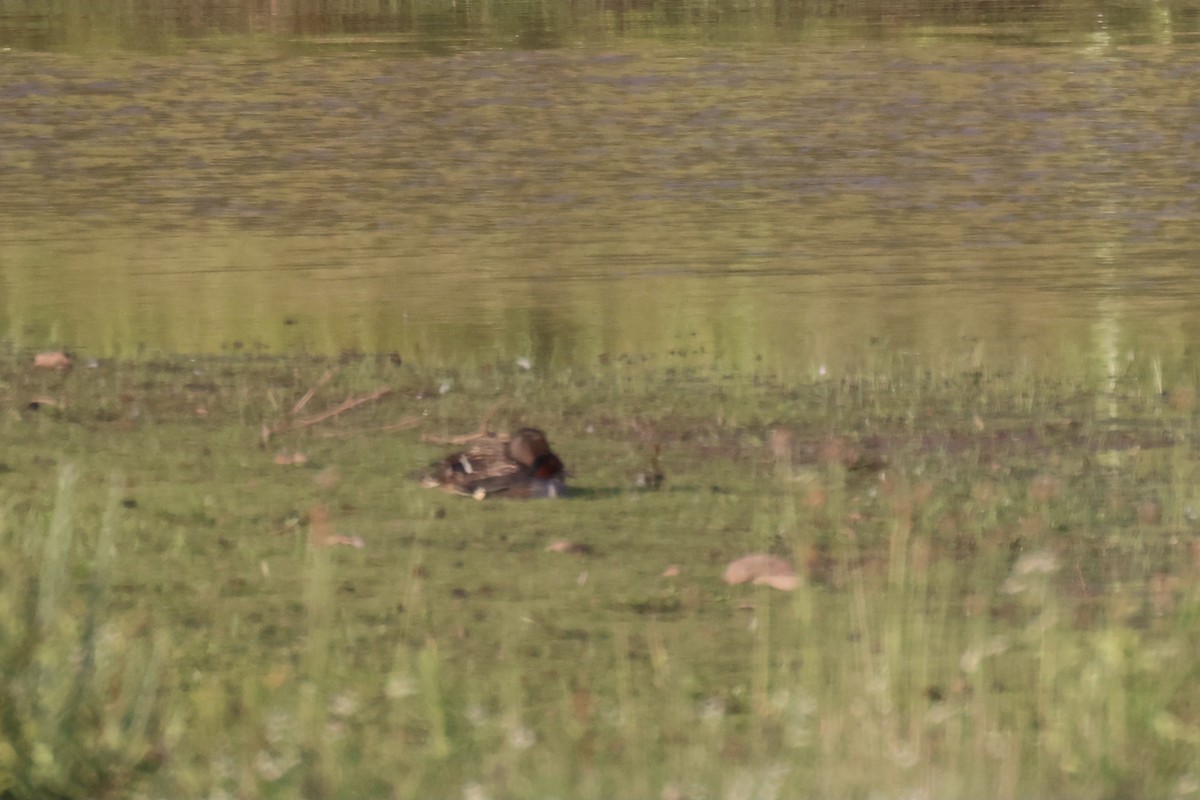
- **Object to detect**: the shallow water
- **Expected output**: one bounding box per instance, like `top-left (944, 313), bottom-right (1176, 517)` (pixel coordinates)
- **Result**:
top-left (1, 4), bottom-right (1199, 378)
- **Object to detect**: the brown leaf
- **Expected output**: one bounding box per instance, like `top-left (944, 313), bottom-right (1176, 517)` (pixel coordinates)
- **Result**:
top-left (754, 572), bottom-right (800, 591)
top-left (33, 351), bottom-right (72, 370)
top-left (274, 450), bottom-right (309, 466)
top-left (767, 428), bottom-right (794, 464)
top-left (820, 437), bottom-right (857, 467)
top-left (263, 664), bottom-right (290, 690)
top-left (314, 467), bottom-right (341, 490)
top-left (1137, 499), bottom-right (1162, 525)
top-left (306, 504), bottom-right (363, 548)
top-left (1029, 474), bottom-right (1062, 503)
top-left (1168, 386), bottom-right (1197, 412)
top-left (309, 504), bottom-right (333, 544)
top-left (571, 689), bottom-right (592, 722)
top-left (661, 564), bottom-right (682, 578)
top-left (1149, 572), bottom-right (1179, 616)
top-left (546, 540), bottom-right (593, 555)
top-left (723, 554), bottom-right (798, 591)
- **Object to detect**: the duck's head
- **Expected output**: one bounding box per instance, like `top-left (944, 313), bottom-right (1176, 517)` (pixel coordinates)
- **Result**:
top-left (508, 427), bottom-right (567, 487)
top-left (508, 428), bottom-right (556, 466)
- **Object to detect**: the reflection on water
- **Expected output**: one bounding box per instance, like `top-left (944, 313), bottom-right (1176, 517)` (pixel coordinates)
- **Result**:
top-left (5, 0), bottom-right (1194, 54)
top-left (1, 4), bottom-right (1199, 378)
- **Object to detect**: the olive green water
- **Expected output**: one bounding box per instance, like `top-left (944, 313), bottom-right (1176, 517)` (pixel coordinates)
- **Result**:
top-left (2, 2), bottom-right (1199, 376)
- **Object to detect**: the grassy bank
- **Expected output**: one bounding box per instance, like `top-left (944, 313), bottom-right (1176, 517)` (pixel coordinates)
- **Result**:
top-left (2, 351), bottom-right (1199, 799)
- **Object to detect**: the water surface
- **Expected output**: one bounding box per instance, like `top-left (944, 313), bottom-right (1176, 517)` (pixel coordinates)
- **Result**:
top-left (2, 4), bottom-right (1199, 378)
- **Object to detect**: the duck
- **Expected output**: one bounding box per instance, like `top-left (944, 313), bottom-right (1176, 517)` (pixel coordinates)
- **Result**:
top-left (421, 427), bottom-right (567, 499)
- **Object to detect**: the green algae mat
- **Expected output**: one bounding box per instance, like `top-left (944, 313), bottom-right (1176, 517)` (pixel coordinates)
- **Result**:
top-left (3, 353), bottom-right (1200, 799)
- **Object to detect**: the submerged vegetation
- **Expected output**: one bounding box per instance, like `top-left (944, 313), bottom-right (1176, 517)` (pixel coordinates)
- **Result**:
top-left (2, 349), bottom-right (1200, 798)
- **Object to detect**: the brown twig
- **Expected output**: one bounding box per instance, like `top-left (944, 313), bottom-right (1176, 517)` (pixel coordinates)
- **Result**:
top-left (264, 386), bottom-right (393, 444)
top-left (295, 387), bottom-right (393, 428)
top-left (292, 368), bottom-right (339, 415)
top-left (478, 398), bottom-right (504, 431)
top-left (422, 399), bottom-right (506, 445)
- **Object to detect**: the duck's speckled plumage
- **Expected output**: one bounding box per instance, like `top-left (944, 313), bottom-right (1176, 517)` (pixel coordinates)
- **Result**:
top-left (421, 427), bottom-right (567, 499)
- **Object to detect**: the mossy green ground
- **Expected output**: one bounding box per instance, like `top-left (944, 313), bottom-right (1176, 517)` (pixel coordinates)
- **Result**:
top-left (3, 353), bottom-right (1200, 799)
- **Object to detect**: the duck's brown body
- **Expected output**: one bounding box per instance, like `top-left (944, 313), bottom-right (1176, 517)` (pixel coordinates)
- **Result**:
top-left (421, 428), bottom-right (567, 499)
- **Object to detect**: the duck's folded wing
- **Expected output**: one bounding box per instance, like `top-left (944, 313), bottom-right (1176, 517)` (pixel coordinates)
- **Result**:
top-left (422, 438), bottom-right (521, 492)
